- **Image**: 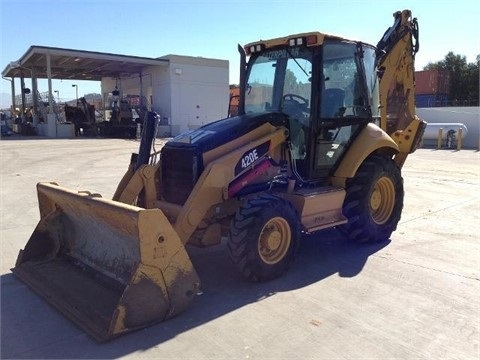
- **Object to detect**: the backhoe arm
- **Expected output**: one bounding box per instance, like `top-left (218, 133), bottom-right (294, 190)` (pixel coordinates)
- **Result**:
top-left (376, 9), bottom-right (426, 167)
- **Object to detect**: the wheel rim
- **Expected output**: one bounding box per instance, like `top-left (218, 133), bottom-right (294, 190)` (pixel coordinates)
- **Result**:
top-left (370, 176), bottom-right (395, 225)
top-left (258, 217), bottom-right (291, 265)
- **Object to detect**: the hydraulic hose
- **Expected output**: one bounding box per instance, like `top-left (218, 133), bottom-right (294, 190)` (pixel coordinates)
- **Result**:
top-left (135, 111), bottom-right (158, 170)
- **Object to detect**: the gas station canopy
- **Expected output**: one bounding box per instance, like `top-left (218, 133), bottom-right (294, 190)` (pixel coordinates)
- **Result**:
top-left (2, 45), bottom-right (169, 80)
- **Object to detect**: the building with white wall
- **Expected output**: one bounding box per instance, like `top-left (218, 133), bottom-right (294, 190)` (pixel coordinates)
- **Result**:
top-left (101, 54), bottom-right (229, 136)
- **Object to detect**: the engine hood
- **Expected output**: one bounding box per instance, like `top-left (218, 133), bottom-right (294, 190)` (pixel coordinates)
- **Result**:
top-left (166, 111), bottom-right (288, 153)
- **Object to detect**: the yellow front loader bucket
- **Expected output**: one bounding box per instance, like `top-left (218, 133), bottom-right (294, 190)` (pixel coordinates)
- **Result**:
top-left (12, 182), bottom-right (200, 342)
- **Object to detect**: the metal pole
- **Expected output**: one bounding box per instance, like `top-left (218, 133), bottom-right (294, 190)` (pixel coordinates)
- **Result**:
top-left (20, 74), bottom-right (26, 122)
top-left (46, 53), bottom-right (53, 114)
top-left (46, 53), bottom-right (57, 137)
top-left (139, 72), bottom-right (143, 109)
top-left (72, 84), bottom-right (78, 104)
top-left (10, 77), bottom-right (15, 113)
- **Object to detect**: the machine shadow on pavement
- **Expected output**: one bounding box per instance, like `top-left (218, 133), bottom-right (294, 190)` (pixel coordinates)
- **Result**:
top-left (1, 228), bottom-right (389, 359)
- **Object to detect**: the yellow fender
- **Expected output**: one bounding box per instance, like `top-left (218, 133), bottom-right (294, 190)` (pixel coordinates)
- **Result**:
top-left (333, 123), bottom-right (399, 185)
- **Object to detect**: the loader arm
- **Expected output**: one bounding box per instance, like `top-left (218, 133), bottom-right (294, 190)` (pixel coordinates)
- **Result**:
top-left (113, 162), bottom-right (159, 209)
top-left (376, 9), bottom-right (426, 168)
top-left (113, 111), bottom-right (159, 208)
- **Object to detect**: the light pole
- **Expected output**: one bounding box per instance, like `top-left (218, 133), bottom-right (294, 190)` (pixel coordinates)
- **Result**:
top-left (72, 84), bottom-right (78, 105)
top-left (54, 90), bottom-right (60, 103)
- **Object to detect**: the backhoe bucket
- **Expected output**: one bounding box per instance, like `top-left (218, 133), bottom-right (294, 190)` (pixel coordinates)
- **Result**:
top-left (12, 182), bottom-right (200, 342)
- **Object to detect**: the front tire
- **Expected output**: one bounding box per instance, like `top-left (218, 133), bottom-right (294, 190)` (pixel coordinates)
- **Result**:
top-left (228, 194), bottom-right (301, 282)
top-left (339, 154), bottom-right (404, 243)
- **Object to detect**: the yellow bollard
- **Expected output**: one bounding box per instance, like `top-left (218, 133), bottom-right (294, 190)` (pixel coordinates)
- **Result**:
top-left (437, 128), bottom-right (443, 149)
top-left (457, 128), bottom-right (463, 150)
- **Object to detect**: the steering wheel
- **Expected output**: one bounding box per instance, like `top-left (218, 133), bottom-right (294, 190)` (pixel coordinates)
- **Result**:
top-left (282, 94), bottom-right (309, 117)
top-left (283, 94), bottom-right (308, 106)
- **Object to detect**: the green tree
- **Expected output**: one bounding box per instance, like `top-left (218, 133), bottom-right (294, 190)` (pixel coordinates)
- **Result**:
top-left (424, 52), bottom-right (479, 105)
top-left (284, 69), bottom-right (299, 92)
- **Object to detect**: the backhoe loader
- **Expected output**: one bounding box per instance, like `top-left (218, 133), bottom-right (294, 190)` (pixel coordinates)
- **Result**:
top-left (13, 9), bottom-right (426, 341)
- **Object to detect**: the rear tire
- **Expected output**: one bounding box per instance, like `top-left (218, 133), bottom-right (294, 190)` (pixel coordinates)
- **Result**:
top-left (228, 194), bottom-right (301, 282)
top-left (339, 154), bottom-right (404, 243)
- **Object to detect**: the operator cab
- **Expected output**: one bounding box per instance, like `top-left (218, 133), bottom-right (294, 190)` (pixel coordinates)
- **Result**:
top-left (243, 34), bottom-right (379, 182)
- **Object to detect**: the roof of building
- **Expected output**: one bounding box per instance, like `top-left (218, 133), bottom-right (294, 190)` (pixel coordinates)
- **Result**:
top-left (2, 45), bottom-right (169, 81)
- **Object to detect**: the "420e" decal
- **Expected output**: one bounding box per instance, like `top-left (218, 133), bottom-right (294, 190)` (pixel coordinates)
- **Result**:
top-left (234, 141), bottom-right (271, 176)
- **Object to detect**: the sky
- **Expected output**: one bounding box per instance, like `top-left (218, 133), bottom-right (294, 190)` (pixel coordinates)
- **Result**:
top-left (1, 0), bottom-right (479, 107)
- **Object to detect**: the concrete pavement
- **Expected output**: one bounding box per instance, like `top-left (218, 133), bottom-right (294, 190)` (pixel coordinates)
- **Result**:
top-left (1, 137), bottom-right (479, 359)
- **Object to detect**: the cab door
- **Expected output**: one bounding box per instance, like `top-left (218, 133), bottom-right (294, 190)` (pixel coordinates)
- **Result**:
top-left (310, 41), bottom-right (374, 179)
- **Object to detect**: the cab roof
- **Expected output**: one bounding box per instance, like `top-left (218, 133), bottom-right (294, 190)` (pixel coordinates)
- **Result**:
top-left (244, 31), bottom-right (371, 54)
